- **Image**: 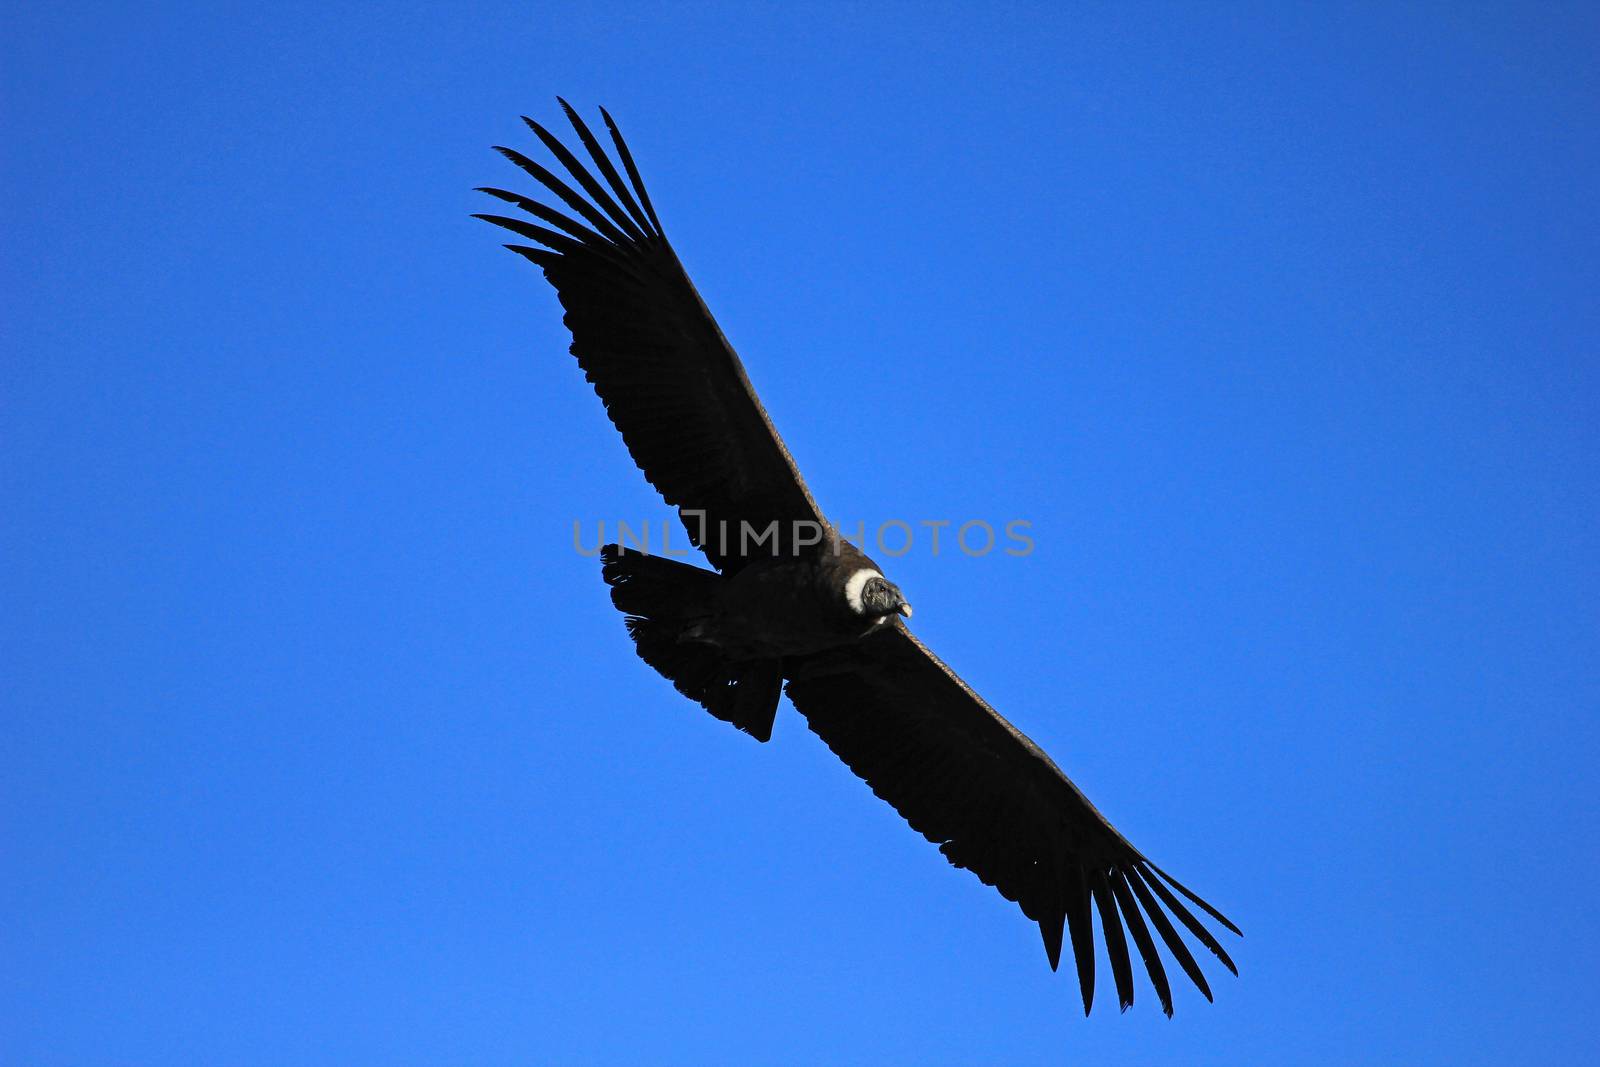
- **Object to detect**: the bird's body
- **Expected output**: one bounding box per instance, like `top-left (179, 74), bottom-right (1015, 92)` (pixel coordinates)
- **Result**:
top-left (478, 101), bottom-right (1242, 1016)
top-left (691, 543), bottom-right (903, 659)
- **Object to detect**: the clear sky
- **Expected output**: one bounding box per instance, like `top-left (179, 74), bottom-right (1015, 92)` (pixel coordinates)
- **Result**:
top-left (4, 2), bottom-right (1597, 1063)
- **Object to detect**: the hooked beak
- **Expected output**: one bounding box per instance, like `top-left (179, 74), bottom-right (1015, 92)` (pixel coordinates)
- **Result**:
top-left (897, 602), bottom-right (914, 619)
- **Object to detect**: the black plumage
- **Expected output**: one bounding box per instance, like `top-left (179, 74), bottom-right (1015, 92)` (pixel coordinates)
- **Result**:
top-left (477, 101), bottom-right (1241, 1016)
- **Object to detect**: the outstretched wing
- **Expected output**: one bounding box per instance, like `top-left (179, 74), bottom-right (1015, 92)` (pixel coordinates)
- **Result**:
top-left (785, 624), bottom-right (1241, 1016)
top-left (476, 101), bottom-right (826, 572)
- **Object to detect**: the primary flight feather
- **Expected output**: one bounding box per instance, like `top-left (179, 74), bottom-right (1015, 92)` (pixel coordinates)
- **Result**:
top-left (476, 100), bottom-right (1241, 1016)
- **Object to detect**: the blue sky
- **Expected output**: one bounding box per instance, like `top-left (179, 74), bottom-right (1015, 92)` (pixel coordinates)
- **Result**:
top-left (4, 2), bottom-right (1597, 1063)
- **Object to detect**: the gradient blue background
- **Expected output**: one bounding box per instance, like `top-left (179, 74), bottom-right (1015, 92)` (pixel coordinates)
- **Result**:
top-left (5, 3), bottom-right (1597, 1063)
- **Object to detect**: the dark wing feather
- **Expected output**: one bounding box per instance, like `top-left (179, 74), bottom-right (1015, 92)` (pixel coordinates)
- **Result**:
top-left (478, 103), bottom-right (825, 571)
top-left (784, 624), bottom-right (1241, 1015)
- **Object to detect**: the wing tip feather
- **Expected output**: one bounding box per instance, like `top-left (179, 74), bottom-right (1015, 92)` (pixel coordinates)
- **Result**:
top-left (1148, 861), bottom-right (1243, 938)
top-left (1038, 913), bottom-right (1064, 972)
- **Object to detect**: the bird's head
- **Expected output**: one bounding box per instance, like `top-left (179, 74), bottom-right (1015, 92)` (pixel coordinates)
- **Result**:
top-left (845, 569), bottom-right (913, 622)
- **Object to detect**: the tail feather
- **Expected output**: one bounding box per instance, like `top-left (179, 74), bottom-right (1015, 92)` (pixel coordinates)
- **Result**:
top-left (599, 545), bottom-right (782, 741)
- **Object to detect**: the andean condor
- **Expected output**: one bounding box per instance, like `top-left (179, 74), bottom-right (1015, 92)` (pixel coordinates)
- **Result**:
top-left (475, 101), bottom-right (1241, 1016)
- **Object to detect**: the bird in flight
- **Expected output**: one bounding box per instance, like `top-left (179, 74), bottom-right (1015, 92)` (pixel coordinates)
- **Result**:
top-left (476, 100), bottom-right (1241, 1016)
